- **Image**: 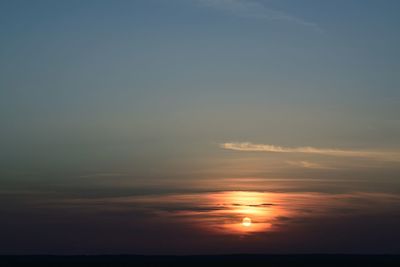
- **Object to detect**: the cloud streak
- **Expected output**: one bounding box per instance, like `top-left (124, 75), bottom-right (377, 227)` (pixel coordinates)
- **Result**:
top-left (286, 161), bottom-right (334, 170)
top-left (220, 142), bottom-right (400, 161)
top-left (195, 0), bottom-right (322, 32)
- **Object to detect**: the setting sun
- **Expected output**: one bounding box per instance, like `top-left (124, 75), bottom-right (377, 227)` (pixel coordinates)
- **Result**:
top-left (242, 217), bottom-right (252, 227)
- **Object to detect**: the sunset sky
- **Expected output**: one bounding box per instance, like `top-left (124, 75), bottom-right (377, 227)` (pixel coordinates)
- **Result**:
top-left (1, 0), bottom-right (400, 254)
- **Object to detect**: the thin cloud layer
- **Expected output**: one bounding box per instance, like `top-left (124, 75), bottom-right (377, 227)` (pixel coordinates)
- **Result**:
top-left (220, 142), bottom-right (400, 161)
top-left (195, 0), bottom-right (322, 32)
top-left (286, 161), bottom-right (334, 169)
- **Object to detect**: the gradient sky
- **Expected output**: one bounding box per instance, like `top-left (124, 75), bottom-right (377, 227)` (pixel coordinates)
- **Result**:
top-left (1, 0), bottom-right (400, 254)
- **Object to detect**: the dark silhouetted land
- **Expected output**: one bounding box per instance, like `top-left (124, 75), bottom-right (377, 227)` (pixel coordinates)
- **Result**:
top-left (1, 255), bottom-right (400, 267)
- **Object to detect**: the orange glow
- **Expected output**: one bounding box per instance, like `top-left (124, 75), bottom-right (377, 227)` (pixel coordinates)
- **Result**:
top-left (111, 190), bottom-right (398, 236)
top-left (202, 191), bottom-right (279, 234)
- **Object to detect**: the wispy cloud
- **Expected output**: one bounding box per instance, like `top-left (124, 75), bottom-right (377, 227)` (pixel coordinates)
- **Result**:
top-left (78, 172), bottom-right (127, 178)
top-left (195, 0), bottom-right (322, 32)
top-left (220, 142), bottom-right (400, 161)
top-left (286, 161), bottom-right (333, 170)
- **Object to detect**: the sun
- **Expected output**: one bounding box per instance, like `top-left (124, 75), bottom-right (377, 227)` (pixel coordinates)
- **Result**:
top-left (242, 217), bottom-right (252, 227)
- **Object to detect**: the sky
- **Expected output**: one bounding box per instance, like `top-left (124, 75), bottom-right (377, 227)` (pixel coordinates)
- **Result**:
top-left (1, 0), bottom-right (400, 254)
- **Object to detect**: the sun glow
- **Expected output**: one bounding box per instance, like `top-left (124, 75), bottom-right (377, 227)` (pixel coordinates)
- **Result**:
top-left (242, 217), bottom-right (252, 227)
top-left (208, 191), bottom-right (275, 234)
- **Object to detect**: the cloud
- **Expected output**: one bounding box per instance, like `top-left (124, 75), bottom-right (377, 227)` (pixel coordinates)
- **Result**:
top-left (78, 172), bottom-right (126, 178)
top-left (195, 0), bottom-right (322, 32)
top-left (221, 142), bottom-right (370, 156)
top-left (220, 142), bottom-right (400, 161)
top-left (286, 161), bottom-right (333, 169)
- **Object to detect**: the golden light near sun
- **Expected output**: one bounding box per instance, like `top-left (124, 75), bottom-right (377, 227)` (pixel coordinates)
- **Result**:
top-left (242, 217), bottom-right (252, 227)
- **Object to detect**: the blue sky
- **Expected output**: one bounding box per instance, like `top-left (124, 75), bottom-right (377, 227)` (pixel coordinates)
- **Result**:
top-left (0, 0), bottom-right (400, 171)
top-left (1, 0), bottom-right (400, 190)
